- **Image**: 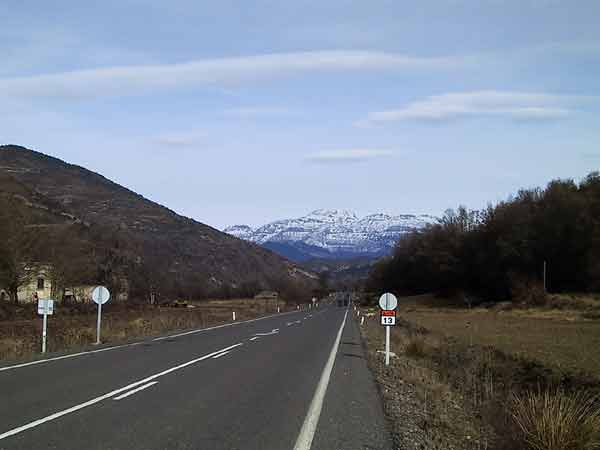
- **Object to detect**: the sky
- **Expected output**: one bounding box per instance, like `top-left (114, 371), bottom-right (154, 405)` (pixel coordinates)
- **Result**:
top-left (1, 0), bottom-right (599, 228)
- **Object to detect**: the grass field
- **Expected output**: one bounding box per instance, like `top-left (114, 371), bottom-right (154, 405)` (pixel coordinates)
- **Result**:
top-left (399, 294), bottom-right (600, 378)
top-left (0, 298), bottom-right (288, 362)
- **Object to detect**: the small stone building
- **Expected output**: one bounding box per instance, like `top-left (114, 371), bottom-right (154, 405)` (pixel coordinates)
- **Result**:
top-left (17, 265), bottom-right (53, 303)
top-left (254, 290), bottom-right (279, 300)
top-left (0, 264), bottom-right (129, 303)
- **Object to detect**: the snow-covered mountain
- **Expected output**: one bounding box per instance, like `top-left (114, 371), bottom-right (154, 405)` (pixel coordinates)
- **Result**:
top-left (224, 209), bottom-right (438, 262)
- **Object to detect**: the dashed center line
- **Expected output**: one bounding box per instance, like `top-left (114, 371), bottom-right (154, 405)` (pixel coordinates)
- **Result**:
top-left (0, 343), bottom-right (243, 441)
top-left (253, 329), bottom-right (280, 337)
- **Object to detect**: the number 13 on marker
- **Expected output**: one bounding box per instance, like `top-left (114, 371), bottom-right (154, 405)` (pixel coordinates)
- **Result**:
top-left (380, 310), bottom-right (396, 326)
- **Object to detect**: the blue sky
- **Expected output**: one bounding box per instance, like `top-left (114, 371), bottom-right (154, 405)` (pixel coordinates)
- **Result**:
top-left (1, 0), bottom-right (599, 228)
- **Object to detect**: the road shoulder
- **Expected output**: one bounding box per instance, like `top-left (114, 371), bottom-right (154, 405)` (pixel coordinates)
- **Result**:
top-left (312, 312), bottom-right (393, 450)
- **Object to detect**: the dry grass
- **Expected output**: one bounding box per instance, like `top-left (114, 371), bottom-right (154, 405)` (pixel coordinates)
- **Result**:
top-left (360, 312), bottom-right (491, 449)
top-left (399, 295), bottom-right (600, 378)
top-left (509, 388), bottom-right (600, 450)
top-left (405, 333), bottom-right (427, 358)
top-left (0, 299), bottom-right (292, 362)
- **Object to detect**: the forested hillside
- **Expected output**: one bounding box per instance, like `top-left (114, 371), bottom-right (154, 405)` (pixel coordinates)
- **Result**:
top-left (367, 172), bottom-right (600, 302)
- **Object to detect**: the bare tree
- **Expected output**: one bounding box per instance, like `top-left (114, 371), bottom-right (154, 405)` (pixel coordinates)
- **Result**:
top-left (44, 226), bottom-right (96, 303)
top-left (0, 197), bottom-right (40, 304)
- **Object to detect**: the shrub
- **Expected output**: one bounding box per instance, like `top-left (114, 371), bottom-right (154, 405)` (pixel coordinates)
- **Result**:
top-left (405, 334), bottom-right (427, 358)
top-left (509, 387), bottom-right (600, 450)
top-left (509, 275), bottom-right (547, 306)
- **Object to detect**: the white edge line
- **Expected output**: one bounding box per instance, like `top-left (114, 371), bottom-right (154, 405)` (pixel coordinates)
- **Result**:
top-left (0, 342), bottom-right (143, 373)
top-left (0, 310), bottom-right (299, 373)
top-left (113, 382), bottom-right (157, 400)
top-left (0, 343), bottom-right (243, 441)
top-left (293, 309), bottom-right (348, 450)
top-left (249, 337), bottom-right (260, 341)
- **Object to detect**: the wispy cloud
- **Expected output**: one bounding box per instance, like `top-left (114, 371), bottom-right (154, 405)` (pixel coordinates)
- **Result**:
top-left (0, 51), bottom-right (461, 100)
top-left (223, 107), bottom-right (292, 117)
top-left (359, 91), bottom-right (595, 125)
top-left (306, 148), bottom-right (393, 164)
top-left (152, 131), bottom-right (205, 148)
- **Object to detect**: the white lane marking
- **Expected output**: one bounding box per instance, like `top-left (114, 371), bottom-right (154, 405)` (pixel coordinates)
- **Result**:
top-left (0, 342), bottom-right (143, 374)
top-left (249, 337), bottom-right (260, 341)
top-left (113, 382), bottom-right (157, 400)
top-left (153, 310), bottom-right (297, 341)
top-left (293, 309), bottom-right (348, 450)
top-left (0, 343), bottom-right (242, 441)
top-left (0, 310), bottom-right (301, 374)
top-left (253, 329), bottom-right (279, 337)
top-left (212, 350), bottom-right (231, 359)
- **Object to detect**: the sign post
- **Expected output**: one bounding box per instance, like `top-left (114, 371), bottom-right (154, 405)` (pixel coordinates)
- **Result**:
top-left (92, 286), bottom-right (111, 345)
top-left (37, 299), bottom-right (54, 353)
top-left (379, 293), bottom-right (398, 366)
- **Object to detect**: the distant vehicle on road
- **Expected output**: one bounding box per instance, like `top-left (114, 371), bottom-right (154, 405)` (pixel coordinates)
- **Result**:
top-left (335, 292), bottom-right (350, 307)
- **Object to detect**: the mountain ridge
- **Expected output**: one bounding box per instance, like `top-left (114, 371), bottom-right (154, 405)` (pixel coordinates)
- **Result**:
top-left (224, 209), bottom-right (438, 261)
top-left (0, 145), bottom-right (316, 299)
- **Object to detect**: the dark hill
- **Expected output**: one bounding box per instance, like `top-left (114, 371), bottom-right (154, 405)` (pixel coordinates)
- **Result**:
top-left (0, 145), bottom-right (316, 299)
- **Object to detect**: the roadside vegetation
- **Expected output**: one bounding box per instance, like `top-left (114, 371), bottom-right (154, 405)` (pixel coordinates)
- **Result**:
top-left (0, 298), bottom-right (289, 362)
top-left (360, 172), bottom-right (600, 448)
top-left (359, 294), bottom-right (600, 450)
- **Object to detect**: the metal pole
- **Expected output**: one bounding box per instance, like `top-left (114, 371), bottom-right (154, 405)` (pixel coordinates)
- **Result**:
top-left (385, 325), bottom-right (390, 366)
top-left (42, 313), bottom-right (48, 353)
top-left (96, 301), bottom-right (102, 345)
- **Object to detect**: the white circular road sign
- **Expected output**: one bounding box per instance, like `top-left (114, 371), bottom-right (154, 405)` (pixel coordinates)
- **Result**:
top-left (378, 293), bottom-right (398, 311)
top-left (92, 286), bottom-right (111, 305)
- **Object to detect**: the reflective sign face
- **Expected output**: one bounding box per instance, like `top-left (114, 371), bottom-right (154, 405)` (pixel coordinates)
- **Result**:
top-left (92, 286), bottom-right (111, 305)
top-left (37, 299), bottom-right (54, 315)
top-left (378, 293), bottom-right (398, 311)
top-left (380, 310), bottom-right (396, 326)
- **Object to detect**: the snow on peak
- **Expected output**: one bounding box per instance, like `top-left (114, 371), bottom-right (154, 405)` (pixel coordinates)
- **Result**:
top-left (223, 224), bottom-right (255, 240)
top-left (224, 210), bottom-right (439, 258)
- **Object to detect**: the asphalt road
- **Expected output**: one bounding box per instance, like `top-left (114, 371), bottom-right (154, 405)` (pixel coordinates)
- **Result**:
top-left (0, 306), bottom-right (392, 450)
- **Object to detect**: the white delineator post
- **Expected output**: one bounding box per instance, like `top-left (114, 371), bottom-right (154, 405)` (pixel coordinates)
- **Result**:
top-left (92, 286), bottom-right (111, 346)
top-left (38, 299), bottom-right (54, 354)
top-left (379, 292), bottom-right (398, 367)
top-left (233, 311), bottom-right (236, 321)
top-left (385, 326), bottom-right (390, 366)
top-left (42, 312), bottom-right (48, 353)
top-left (96, 300), bottom-right (102, 345)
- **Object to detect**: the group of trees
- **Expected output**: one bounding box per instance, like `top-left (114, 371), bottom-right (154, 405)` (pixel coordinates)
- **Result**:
top-left (0, 197), bottom-right (41, 303)
top-left (366, 172), bottom-right (600, 302)
top-left (0, 196), bottom-right (125, 305)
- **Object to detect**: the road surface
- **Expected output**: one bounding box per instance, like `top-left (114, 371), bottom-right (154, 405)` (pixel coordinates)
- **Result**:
top-left (0, 306), bottom-right (392, 450)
